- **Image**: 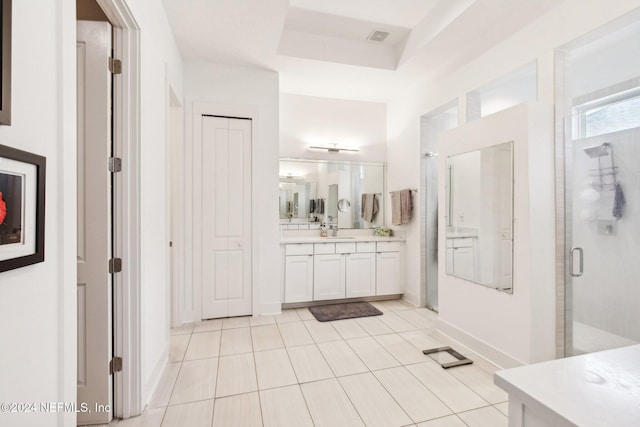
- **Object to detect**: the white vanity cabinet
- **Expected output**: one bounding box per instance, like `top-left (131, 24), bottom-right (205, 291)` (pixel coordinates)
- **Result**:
top-left (284, 244), bottom-right (314, 303)
top-left (346, 243), bottom-right (377, 298)
top-left (376, 241), bottom-right (403, 295)
top-left (446, 237), bottom-right (476, 282)
top-left (282, 238), bottom-right (404, 304)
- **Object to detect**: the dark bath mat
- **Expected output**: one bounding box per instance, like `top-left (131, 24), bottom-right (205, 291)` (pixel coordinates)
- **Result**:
top-left (308, 302), bottom-right (383, 322)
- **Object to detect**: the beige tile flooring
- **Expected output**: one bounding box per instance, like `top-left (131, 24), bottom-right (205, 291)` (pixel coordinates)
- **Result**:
top-left (106, 300), bottom-right (508, 427)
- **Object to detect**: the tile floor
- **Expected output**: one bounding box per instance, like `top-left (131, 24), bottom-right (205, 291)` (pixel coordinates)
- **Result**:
top-left (105, 300), bottom-right (508, 427)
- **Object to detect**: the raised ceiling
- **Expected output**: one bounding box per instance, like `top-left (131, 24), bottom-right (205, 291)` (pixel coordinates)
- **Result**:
top-left (162, 0), bottom-right (563, 102)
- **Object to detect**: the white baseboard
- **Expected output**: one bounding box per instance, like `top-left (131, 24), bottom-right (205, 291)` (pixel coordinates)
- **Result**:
top-left (143, 347), bottom-right (169, 408)
top-left (436, 318), bottom-right (525, 369)
top-left (402, 291), bottom-right (420, 307)
top-left (257, 302), bottom-right (282, 316)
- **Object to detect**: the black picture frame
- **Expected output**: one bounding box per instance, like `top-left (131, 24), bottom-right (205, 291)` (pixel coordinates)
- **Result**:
top-left (0, 0), bottom-right (11, 126)
top-left (0, 144), bottom-right (46, 272)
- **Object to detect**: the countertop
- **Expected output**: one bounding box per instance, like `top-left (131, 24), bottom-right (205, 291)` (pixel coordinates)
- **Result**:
top-left (494, 344), bottom-right (640, 427)
top-left (280, 235), bottom-right (406, 244)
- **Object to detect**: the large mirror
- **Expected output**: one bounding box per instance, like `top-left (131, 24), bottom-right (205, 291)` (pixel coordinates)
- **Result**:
top-left (279, 158), bottom-right (386, 229)
top-left (445, 141), bottom-right (514, 292)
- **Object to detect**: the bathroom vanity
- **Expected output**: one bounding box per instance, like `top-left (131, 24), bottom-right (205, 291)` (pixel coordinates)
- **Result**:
top-left (280, 234), bottom-right (405, 305)
top-left (495, 345), bottom-right (640, 427)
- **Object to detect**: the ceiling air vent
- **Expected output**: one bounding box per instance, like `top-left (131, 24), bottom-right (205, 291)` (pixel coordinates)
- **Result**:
top-left (367, 29), bottom-right (390, 42)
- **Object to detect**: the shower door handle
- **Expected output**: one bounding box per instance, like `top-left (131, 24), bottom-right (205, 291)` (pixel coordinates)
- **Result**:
top-left (570, 247), bottom-right (584, 277)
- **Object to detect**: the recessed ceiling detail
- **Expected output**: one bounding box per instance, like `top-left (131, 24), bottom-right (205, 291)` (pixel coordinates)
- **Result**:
top-left (277, 7), bottom-right (410, 70)
top-left (162, 0), bottom-right (566, 102)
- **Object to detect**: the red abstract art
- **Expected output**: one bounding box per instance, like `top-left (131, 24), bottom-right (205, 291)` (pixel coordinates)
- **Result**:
top-left (0, 192), bottom-right (6, 224)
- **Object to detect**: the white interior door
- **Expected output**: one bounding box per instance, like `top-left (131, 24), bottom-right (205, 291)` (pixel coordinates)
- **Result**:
top-left (77, 20), bottom-right (113, 425)
top-left (202, 116), bottom-right (252, 319)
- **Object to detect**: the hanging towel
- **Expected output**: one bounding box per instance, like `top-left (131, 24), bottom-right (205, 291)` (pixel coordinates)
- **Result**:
top-left (317, 199), bottom-right (325, 214)
top-left (400, 189), bottom-right (412, 224)
top-left (613, 182), bottom-right (626, 219)
top-left (362, 193), bottom-right (375, 222)
top-left (372, 195), bottom-right (379, 219)
top-left (309, 199), bottom-right (316, 214)
top-left (391, 191), bottom-right (402, 225)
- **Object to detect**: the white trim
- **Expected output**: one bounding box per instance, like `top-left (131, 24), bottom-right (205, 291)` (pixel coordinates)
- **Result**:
top-left (436, 318), bottom-right (525, 369)
top-left (168, 86), bottom-right (184, 327)
top-left (96, 0), bottom-right (142, 418)
top-left (59, 1), bottom-right (78, 425)
top-left (191, 101), bottom-right (259, 322)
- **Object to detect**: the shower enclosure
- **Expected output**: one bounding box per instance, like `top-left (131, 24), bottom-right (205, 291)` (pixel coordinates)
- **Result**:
top-left (564, 117), bottom-right (640, 356)
top-left (420, 102), bottom-right (458, 310)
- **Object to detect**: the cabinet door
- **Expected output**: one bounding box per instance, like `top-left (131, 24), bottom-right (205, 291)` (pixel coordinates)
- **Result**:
top-left (376, 252), bottom-right (401, 295)
top-left (314, 254), bottom-right (346, 301)
top-left (346, 253), bottom-right (376, 298)
top-left (285, 255), bottom-right (314, 303)
top-left (453, 247), bottom-right (475, 281)
top-left (446, 248), bottom-right (454, 275)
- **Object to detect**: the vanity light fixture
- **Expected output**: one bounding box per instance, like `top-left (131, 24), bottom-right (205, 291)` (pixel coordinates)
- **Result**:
top-left (280, 173), bottom-right (304, 180)
top-left (308, 144), bottom-right (359, 153)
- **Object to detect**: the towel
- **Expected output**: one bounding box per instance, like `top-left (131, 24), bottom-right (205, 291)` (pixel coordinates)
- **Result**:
top-left (391, 191), bottom-right (402, 225)
top-left (613, 182), bottom-right (625, 219)
top-left (362, 193), bottom-right (376, 222)
top-left (400, 189), bottom-right (412, 224)
top-left (317, 199), bottom-right (324, 214)
top-left (309, 199), bottom-right (316, 214)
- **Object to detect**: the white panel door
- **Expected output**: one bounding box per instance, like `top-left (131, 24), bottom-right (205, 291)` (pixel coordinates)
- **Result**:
top-left (314, 254), bottom-right (346, 300)
top-left (346, 253), bottom-right (375, 297)
top-left (77, 20), bottom-right (112, 425)
top-left (202, 116), bottom-right (252, 319)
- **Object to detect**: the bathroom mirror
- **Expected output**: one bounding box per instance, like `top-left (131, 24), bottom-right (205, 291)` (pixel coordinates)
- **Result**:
top-left (445, 141), bottom-right (514, 292)
top-left (279, 158), bottom-right (386, 228)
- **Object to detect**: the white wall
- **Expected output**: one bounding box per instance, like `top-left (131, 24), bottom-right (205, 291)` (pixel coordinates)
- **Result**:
top-left (280, 93), bottom-right (387, 163)
top-left (387, 0), bottom-right (640, 362)
top-left (124, 0), bottom-right (184, 406)
top-left (182, 61), bottom-right (281, 321)
top-left (439, 104), bottom-right (555, 367)
top-left (0, 1), bottom-right (76, 426)
top-left (0, 1), bottom-right (183, 424)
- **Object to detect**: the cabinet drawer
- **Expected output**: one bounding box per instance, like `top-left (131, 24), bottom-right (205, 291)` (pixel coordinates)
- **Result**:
top-left (376, 241), bottom-right (402, 252)
top-left (356, 242), bottom-right (376, 253)
top-left (314, 243), bottom-right (336, 254)
top-left (285, 243), bottom-right (314, 256)
top-left (336, 242), bottom-right (356, 254)
top-left (449, 237), bottom-right (474, 248)
top-left (309, 223), bottom-right (321, 230)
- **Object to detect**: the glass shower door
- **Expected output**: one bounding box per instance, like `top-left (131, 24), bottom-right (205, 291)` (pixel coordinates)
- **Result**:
top-left (565, 124), bottom-right (640, 356)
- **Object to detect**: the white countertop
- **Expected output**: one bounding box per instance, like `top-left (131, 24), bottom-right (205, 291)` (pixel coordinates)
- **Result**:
top-left (280, 235), bottom-right (405, 244)
top-left (494, 344), bottom-right (640, 427)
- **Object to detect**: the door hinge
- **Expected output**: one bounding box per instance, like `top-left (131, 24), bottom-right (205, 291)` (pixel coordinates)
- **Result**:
top-left (109, 57), bottom-right (122, 75)
top-left (109, 357), bottom-right (123, 375)
top-left (108, 157), bottom-right (122, 173)
top-left (109, 258), bottom-right (122, 274)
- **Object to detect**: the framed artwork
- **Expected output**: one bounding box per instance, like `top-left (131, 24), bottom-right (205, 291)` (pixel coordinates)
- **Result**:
top-left (0, 144), bottom-right (45, 272)
top-left (0, 0), bottom-right (11, 125)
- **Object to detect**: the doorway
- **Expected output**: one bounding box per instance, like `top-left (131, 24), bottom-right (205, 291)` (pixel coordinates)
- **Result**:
top-left (200, 115), bottom-right (253, 319)
top-left (77, 0), bottom-right (143, 421)
top-left (76, 14), bottom-right (114, 425)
